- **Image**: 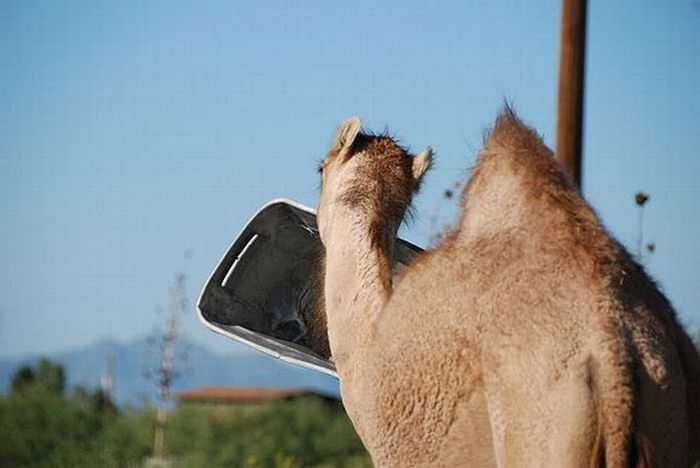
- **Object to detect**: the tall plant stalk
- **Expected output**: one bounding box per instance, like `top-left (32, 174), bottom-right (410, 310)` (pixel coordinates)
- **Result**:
top-left (151, 251), bottom-right (191, 463)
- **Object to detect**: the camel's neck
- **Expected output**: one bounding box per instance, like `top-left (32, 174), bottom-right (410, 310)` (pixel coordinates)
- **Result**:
top-left (322, 207), bottom-right (394, 378)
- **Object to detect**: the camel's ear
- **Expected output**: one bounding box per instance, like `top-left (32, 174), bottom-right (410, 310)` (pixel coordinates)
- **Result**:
top-left (412, 146), bottom-right (433, 183)
top-left (331, 117), bottom-right (362, 160)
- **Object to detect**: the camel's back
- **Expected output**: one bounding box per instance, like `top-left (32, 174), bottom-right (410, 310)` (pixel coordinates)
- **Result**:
top-left (377, 226), bottom-right (693, 465)
top-left (372, 237), bottom-right (608, 465)
top-left (368, 109), bottom-right (698, 465)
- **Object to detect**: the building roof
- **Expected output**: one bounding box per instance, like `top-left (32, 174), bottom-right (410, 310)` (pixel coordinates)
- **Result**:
top-left (174, 387), bottom-right (310, 404)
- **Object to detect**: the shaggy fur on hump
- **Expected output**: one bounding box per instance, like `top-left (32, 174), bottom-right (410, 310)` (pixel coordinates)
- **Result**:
top-left (459, 107), bottom-right (609, 255)
top-left (451, 107), bottom-right (700, 465)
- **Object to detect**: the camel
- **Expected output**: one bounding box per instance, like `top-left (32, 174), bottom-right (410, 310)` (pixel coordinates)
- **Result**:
top-left (315, 109), bottom-right (700, 467)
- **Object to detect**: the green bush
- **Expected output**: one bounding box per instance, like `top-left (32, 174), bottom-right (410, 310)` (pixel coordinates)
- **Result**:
top-left (164, 396), bottom-right (371, 468)
top-left (0, 387), bottom-right (96, 467)
top-left (1, 358), bottom-right (370, 467)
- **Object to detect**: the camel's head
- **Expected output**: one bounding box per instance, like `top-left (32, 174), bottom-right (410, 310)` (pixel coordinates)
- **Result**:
top-left (317, 117), bottom-right (432, 249)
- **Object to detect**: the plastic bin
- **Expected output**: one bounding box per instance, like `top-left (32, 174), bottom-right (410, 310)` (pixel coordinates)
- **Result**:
top-left (196, 199), bottom-right (422, 378)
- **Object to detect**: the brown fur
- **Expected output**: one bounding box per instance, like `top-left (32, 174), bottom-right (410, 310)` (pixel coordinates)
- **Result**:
top-left (307, 253), bottom-right (331, 359)
top-left (316, 110), bottom-right (700, 467)
top-left (339, 135), bottom-right (418, 262)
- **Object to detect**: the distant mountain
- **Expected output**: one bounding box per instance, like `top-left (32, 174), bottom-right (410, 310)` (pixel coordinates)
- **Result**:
top-left (0, 337), bottom-right (339, 406)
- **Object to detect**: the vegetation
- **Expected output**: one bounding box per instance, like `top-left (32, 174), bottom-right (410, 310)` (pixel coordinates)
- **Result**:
top-left (165, 397), bottom-right (370, 468)
top-left (147, 251), bottom-right (192, 462)
top-left (0, 358), bottom-right (370, 467)
top-left (634, 191), bottom-right (655, 262)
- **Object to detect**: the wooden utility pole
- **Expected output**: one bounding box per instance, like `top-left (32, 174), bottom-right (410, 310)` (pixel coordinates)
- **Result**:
top-left (556, 0), bottom-right (588, 189)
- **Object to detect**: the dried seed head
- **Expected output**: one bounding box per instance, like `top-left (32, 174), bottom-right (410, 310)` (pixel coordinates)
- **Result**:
top-left (635, 192), bottom-right (650, 206)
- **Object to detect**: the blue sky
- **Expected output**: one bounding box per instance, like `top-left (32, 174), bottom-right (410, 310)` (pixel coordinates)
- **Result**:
top-left (1, 1), bottom-right (698, 357)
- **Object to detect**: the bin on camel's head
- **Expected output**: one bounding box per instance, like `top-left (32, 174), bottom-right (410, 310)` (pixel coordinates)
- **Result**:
top-left (196, 199), bottom-right (422, 378)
